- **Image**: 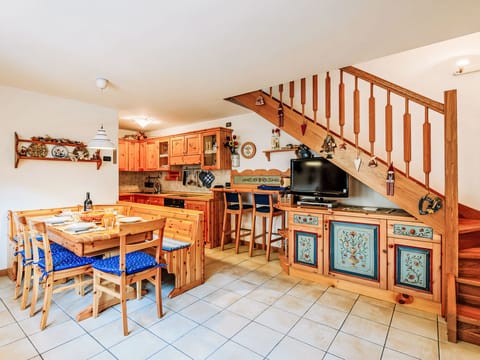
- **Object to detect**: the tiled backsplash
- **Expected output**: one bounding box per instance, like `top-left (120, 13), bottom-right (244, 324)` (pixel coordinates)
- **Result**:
top-left (119, 170), bottom-right (230, 193)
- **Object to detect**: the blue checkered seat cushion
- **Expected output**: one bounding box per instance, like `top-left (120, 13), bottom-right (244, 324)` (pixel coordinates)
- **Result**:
top-left (162, 237), bottom-right (191, 252)
top-left (37, 249), bottom-right (94, 272)
top-left (92, 252), bottom-right (160, 276)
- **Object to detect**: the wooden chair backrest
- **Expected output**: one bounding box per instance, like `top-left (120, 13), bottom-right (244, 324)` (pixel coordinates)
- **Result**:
top-left (14, 215), bottom-right (32, 260)
top-left (9, 206), bottom-right (81, 242)
top-left (118, 218), bottom-right (167, 272)
top-left (30, 222), bottom-right (52, 272)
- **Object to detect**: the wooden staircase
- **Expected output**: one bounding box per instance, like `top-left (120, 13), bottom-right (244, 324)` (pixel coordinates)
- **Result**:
top-left (456, 218), bottom-right (480, 343)
top-left (226, 66), bottom-right (480, 345)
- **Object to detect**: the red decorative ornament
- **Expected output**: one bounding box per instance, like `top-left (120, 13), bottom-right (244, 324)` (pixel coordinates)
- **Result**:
top-left (300, 121), bottom-right (307, 136)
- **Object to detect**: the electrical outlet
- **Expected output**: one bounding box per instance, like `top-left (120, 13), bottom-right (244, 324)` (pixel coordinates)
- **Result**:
top-left (226, 122), bottom-right (232, 127)
top-left (103, 156), bottom-right (112, 161)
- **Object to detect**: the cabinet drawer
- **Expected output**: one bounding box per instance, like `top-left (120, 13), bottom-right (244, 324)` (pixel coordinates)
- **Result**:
top-left (291, 213), bottom-right (320, 226)
top-left (387, 220), bottom-right (440, 242)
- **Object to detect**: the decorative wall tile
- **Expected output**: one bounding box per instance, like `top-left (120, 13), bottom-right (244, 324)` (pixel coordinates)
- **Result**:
top-left (395, 245), bottom-right (431, 292)
top-left (294, 231), bottom-right (318, 267)
top-left (393, 224), bottom-right (433, 239)
top-left (293, 214), bottom-right (319, 226)
top-left (330, 221), bottom-right (379, 281)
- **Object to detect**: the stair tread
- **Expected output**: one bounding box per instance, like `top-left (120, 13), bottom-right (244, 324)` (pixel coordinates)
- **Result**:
top-left (457, 277), bottom-right (480, 287)
top-left (459, 218), bottom-right (480, 234)
top-left (458, 304), bottom-right (480, 325)
top-left (459, 247), bottom-right (480, 259)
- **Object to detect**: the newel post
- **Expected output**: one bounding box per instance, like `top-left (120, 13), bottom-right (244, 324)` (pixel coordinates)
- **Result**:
top-left (443, 89), bottom-right (458, 342)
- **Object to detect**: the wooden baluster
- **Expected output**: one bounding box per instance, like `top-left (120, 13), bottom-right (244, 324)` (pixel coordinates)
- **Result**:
top-left (353, 77), bottom-right (360, 151)
top-left (339, 70), bottom-right (345, 143)
top-left (423, 107), bottom-right (431, 189)
top-left (289, 81), bottom-right (295, 108)
top-left (300, 78), bottom-right (306, 116)
top-left (404, 99), bottom-right (412, 177)
top-left (385, 90), bottom-right (393, 164)
top-left (324, 73), bottom-right (330, 131)
top-left (269, 87), bottom-right (272, 97)
top-left (313, 75), bottom-right (318, 123)
top-left (279, 84), bottom-right (284, 105)
top-left (369, 83), bottom-right (376, 156)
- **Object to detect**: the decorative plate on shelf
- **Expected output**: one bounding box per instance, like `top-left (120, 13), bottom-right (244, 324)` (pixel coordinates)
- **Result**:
top-left (26, 143), bottom-right (48, 158)
top-left (51, 145), bottom-right (69, 158)
top-left (72, 146), bottom-right (89, 160)
top-left (240, 141), bottom-right (256, 159)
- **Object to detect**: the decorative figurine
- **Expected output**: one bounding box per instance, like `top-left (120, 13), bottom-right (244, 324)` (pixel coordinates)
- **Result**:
top-left (256, 95), bottom-right (265, 106)
top-left (386, 163), bottom-right (395, 196)
top-left (277, 103), bottom-right (284, 127)
top-left (321, 135), bottom-right (336, 159)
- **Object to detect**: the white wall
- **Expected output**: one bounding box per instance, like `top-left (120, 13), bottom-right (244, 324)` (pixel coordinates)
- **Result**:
top-left (0, 85), bottom-right (118, 269)
top-left (356, 32), bottom-right (480, 209)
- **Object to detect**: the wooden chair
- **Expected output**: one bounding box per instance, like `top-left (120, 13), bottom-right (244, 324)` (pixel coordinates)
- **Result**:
top-left (250, 191), bottom-right (285, 261)
top-left (92, 218), bottom-right (167, 336)
top-left (13, 215), bottom-right (34, 309)
top-left (220, 190), bottom-right (253, 253)
top-left (29, 221), bottom-right (94, 329)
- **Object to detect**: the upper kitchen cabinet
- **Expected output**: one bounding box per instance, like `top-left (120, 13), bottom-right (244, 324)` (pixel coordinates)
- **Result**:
top-left (170, 132), bottom-right (201, 165)
top-left (145, 137), bottom-right (169, 171)
top-left (119, 139), bottom-right (145, 171)
top-left (201, 128), bottom-right (232, 170)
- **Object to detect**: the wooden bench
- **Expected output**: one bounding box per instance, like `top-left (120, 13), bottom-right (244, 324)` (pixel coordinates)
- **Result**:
top-left (9, 203), bottom-right (205, 298)
top-left (120, 202), bottom-right (205, 297)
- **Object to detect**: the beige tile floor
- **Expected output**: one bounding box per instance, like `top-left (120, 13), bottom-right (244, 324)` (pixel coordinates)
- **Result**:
top-left (1, 245), bottom-right (480, 359)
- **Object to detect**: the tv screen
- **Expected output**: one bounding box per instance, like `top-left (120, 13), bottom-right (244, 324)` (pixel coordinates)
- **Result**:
top-left (290, 157), bottom-right (349, 198)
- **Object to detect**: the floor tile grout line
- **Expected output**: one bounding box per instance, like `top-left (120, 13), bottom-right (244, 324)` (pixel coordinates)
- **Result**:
top-left (0, 297), bottom-right (43, 358)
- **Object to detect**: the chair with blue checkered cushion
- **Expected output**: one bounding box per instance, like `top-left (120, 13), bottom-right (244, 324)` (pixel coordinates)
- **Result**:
top-left (250, 190), bottom-right (285, 261)
top-left (220, 190), bottom-right (253, 254)
top-left (13, 215), bottom-right (70, 311)
top-left (92, 218), bottom-right (166, 336)
top-left (29, 221), bottom-right (94, 330)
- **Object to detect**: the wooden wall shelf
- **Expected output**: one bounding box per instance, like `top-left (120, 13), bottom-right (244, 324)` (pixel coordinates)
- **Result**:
top-left (14, 132), bottom-right (102, 170)
top-left (263, 146), bottom-right (299, 161)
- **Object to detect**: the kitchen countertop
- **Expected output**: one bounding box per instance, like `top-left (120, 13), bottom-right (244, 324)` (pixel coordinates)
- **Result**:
top-left (119, 192), bottom-right (213, 200)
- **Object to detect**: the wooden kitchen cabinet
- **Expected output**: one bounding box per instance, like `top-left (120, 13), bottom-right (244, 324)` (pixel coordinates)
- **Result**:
top-left (200, 128), bottom-right (232, 170)
top-left (170, 133), bottom-right (201, 165)
top-left (119, 139), bottom-right (144, 171)
top-left (145, 137), bottom-right (169, 171)
top-left (118, 139), bottom-right (128, 171)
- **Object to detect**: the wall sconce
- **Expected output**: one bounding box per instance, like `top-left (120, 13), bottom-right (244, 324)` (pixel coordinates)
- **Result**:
top-left (453, 59), bottom-right (480, 76)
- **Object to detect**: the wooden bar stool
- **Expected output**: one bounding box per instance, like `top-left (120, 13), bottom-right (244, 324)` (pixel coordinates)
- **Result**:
top-left (220, 190), bottom-right (253, 253)
top-left (250, 191), bottom-right (285, 261)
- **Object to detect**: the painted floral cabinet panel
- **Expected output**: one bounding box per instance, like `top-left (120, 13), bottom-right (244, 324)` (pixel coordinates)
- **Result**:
top-left (387, 237), bottom-right (441, 302)
top-left (324, 215), bottom-right (387, 289)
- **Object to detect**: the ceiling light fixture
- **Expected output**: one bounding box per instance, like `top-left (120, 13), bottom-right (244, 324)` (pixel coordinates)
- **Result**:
top-left (88, 125), bottom-right (116, 149)
top-left (96, 77), bottom-right (109, 91)
top-left (453, 59), bottom-right (480, 76)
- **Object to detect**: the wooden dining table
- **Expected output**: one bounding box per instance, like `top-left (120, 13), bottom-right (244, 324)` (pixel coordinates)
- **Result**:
top-left (43, 218), bottom-right (150, 321)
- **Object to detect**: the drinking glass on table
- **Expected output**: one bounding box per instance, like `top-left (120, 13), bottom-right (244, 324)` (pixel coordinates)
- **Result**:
top-left (103, 209), bottom-right (116, 230)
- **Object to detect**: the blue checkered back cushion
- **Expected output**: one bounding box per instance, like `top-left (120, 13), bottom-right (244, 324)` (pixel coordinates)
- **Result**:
top-left (162, 237), bottom-right (191, 252)
top-left (38, 249), bottom-right (94, 272)
top-left (92, 251), bottom-right (157, 276)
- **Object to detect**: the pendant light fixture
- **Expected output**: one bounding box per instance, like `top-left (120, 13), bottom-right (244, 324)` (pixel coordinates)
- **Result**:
top-left (88, 125), bottom-right (115, 149)
top-left (88, 77), bottom-right (116, 149)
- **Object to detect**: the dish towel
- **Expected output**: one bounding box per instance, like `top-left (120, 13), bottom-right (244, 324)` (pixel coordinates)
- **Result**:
top-left (199, 171), bottom-right (215, 188)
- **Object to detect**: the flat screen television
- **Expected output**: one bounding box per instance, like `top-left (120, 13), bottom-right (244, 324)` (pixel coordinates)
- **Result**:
top-left (290, 157), bottom-right (349, 198)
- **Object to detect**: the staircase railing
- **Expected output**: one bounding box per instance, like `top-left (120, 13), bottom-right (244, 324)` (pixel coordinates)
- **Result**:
top-left (231, 65), bottom-right (459, 340)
